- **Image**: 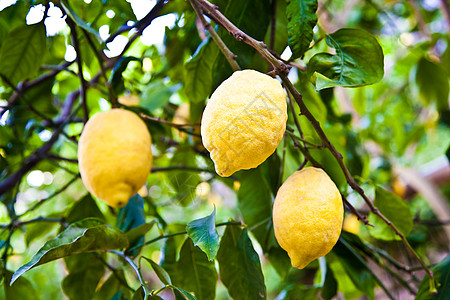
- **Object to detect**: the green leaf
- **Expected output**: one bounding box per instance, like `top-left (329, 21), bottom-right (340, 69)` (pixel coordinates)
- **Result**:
top-left (308, 28), bottom-right (384, 90)
top-left (125, 222), bottom-right (155, 250)
top-left (3, 269), bottom-right (39, 300)
top-left (62, 254), bottom-right (105, 300)
top-left (186, 207), bottom-right (220, 261)
top-left (217, 226), bottom-right (266, 300)
top-left (174, 238), bottom-right (217, 300)
top-left (60, 0), bottom-right (102, 42)
top-left (368, 186), bottom-right (413, 241)
top-left (0, 23), bottom-right (46, 86)
top-left (110, 56), bottom-right (140, 95)
top-left (416, 254), bottom-right (450, 299)
top-left (171, 286), bottom-right (197, 300)
top-left (415, 57), bottom-right (450, 112)
top-left (93, 269), bottom-right (127, 300)
top-left (322, 265), bottom-right (338, 300)
top-left (286, 0), bottom-right (318, 59)
top-left (213, 0), bottom-right (271, 87)
top-left (66, 194), bottom-right (105, 224)
top-left (184, 39), bottom-right (218, 103)
top-left (141, 257), bottom-right (172, 285)
top-left (333, 237), bottom-right (375, 300)
top-left (11, 218), bottom-right (128, 284)
top-left (236, 168), bottom-right (272, 245)
top-left (118, 194), bottom-right (146, 256)
top-left (140, 81), bottom-right (173, 111)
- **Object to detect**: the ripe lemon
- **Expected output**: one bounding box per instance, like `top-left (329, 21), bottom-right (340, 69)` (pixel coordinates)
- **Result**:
top-left (201, 69), bottom-right (287, 177)
top-left (78, 109), bottom-right (152, 207)
top-left (273, 167), bottom-right (343, 269)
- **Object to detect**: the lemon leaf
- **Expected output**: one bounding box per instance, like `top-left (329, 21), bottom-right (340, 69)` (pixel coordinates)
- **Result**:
top-left (186, 207), bottom-right (220, 261)
top-left (141, 257), bottom-right (172, 285)
top-left (0, 22), bottom-right (46, 86)
top-left (184, 38), bottom-right (218, 103)
top-left (286, 0), bottom-right (318, 59)
top-left (11, 218), bottom-right (128, 285)
top-left (174, 238), bottom-right (217, 300)
top-left (308, 28), bottom-right (384, 90)
top-left (368, 186), bottom-right (413, 241)
top-left (217, 226), bottom-right (266, 299)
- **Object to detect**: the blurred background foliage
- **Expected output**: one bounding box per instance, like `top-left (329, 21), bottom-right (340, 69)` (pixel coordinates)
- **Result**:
top-left (0, 0), bottom-right (449, 299)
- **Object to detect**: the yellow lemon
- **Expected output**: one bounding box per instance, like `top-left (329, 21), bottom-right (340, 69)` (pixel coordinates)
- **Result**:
top-left (78, 109), bottom-right (152, 207)
top-left (118, 94), bottom-right (140, 106)
top-left (273, 167), bottom-right (343, 269)
top-left (343, 214), bottom-right (360, 235)
top-left (201, 69), bottom-right (287, 177)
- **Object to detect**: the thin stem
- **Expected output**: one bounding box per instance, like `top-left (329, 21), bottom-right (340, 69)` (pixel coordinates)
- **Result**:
top-left (66, 18), bottom-right (89, 123)
top-left (82, 30), bottom-right (117, 105)
top-left (0, 217), bottom-right (67, 228)
top-left (110, 250), bottom-right (151, 300)
top-left (269, 0), bottom-right (277, 51)
top-left (189, 0), bottom-right (241, 71)
top-left (95, 253), bottom-right (134, 291)
top-left (342, 194), bottom-right (372, 226)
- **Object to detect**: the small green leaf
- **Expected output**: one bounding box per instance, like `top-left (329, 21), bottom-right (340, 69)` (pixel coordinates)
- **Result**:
top-left (322, 265), bottom-right (338, 300)
top-left (186, 207), bottom-right (220, 261)
top-left (184, 39), bottom-right (218, 103)
top-left (217, 226), bottom-right (266, 300)
top-left (415, 57), bottom-right (450, 112)
top-left (110, 56), bottom-right (140, 95)
top-left (333, 237), bottom-right (375, 300)
top-left (141, 257), bottom-right (172, 285)
top-left (416, 254), bottom-right (450, 299)
top-left (0, 23), bottom-right (46, 86)
top-left (171, 286), bottom-right (197, 300)
top-left (93, 269), bottom-right (127, 300)
top-left (66, 194), bottom-right (105, 224)
top-left (308, 28), bottom-right (384, 90)
top-left (11, 218), bottom-right (128, 284)
top-left (174, 238), bottom-right (217, 300)
top-left (140, 81), bottom-right (173, 111)
top-left (118, 194), bottom-right (147, 256)
top-left (286, 0), bottom-right (318, 58)
top-left (368, 186), bottom-right (413, 241)
top-left (236, 168), bottom-right (272, 245)
top-left (62, 254), bottom-right (105, 300)
top-left (60, 0), bottom-right (102, 42)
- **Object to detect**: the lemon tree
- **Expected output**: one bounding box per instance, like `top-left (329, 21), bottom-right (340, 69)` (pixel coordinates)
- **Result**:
top-left (0, 0), bottom-right (449, 299)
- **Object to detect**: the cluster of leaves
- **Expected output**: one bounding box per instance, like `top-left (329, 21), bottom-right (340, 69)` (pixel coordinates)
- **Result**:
top-left (0, 0), bottom-right (449, 299)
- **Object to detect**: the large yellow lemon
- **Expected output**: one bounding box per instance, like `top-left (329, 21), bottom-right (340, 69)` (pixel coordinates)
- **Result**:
top-left (201, 69), bottom-right (287, 177)
top-left (78, 109), bottom-right (152, 207)
top-left (273, 167), bottom-right (343, 269)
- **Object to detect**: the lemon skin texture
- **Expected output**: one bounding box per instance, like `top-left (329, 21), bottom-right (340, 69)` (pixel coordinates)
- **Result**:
top-left (78, 109), bottom-right (152, 207)
top-left (201, 69), bottom-right (287, 177)
top-left (273, 167), bottom-right (343, 269)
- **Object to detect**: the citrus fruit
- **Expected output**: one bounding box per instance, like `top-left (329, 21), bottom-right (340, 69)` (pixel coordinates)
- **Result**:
top-left (201, 69), bottom-right (287, 177)
top-left (273, 167), bottom-right (343, 269)
top-left (78, 109), bottom-right (152, 207)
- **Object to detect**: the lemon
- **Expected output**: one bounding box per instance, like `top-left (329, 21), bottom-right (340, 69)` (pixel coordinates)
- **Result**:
top-left (273, 167), bottom-right (343, 269)
top-left (201, 69), bottom-right (287, 177)
top-left (118, 94), bottom-right (140, 106)
top-left (78, 109), bottom-right (152, 207)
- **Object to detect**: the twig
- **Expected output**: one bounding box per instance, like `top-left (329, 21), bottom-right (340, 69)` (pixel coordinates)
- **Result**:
top-left (82, 30), bottom-right (117, 105)
top-left (66, 17), bottom-right (89, 123)
top-left (109, 250), bottom-right (151, 300)
top-left (342, 194), bottom-right (372, 226)
top-left (139, 113), bottom-right (202, 137)
top-left (189, 0), bottom-right (241, 71)
top-left (269, 0), bottom-right (277, 51)
top-left (0, 217), bottom-right (67, 228)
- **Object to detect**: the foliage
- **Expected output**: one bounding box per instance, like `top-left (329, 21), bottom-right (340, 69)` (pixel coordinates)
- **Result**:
top-left (0, 0), bottom-right (449, 299)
